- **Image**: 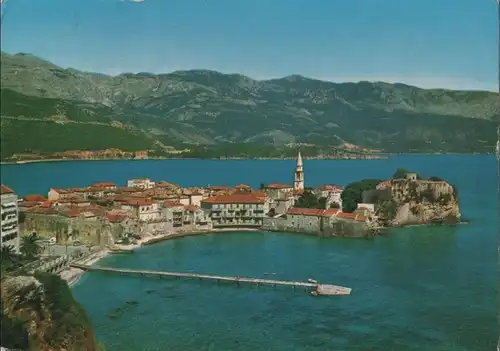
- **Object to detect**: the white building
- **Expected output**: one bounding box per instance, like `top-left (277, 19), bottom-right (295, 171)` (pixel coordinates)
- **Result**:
top-left (1, 185), bottom-right (20, 253)
top-left (200, 194), bottom-right (270, 228)
top-left (127, 178), bottom-right (156, 190)
top-left (315, 185), bottom-right (344, 209)
top-left (120, 198), bottom-right (160, 221)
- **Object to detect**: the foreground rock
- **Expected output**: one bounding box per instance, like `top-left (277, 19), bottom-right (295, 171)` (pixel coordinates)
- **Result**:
top-left (1, 274), bottom-right (103, 351)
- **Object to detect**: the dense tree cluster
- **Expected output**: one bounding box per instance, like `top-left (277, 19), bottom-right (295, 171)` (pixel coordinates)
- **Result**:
top-left (294, 189), bottom-right (328, 209)
top-left (341, 179), bottom-right (382, 213)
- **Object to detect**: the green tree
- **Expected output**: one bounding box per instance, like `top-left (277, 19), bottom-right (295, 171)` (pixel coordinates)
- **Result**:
top-left (20, 233), bottom-right (43, 261)
top-left (294, 190), bottom-right (324, 209)
top-left (429, 176), bottom-right (443, 181)
top-left (392, 168), bottom-right (410, 179)
top-left (1, 245), bottom-right (20, 274)
top-left (341, 179), bottom-right (381, 212)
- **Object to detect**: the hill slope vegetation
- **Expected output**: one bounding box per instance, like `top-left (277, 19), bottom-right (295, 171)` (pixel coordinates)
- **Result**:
top-left (1, 52), bottom-right (498, 158)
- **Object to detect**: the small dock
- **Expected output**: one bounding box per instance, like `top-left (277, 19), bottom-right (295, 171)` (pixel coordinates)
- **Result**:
top-left (70, 264), bottom-right (351, 296)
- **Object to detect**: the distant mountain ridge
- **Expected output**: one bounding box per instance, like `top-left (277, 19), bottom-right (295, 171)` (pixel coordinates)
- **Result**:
top-left (0, 51), bottom-right (498, 158)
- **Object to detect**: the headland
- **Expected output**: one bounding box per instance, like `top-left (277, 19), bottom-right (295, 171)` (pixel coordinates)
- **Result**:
top-left (1, 154), bottom-right (461, 288)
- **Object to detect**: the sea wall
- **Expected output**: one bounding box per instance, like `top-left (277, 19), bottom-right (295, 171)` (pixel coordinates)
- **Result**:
top-left (262, 215), bottom-right (372, 238)
top-left (21, 213), bottom-right (114, 246)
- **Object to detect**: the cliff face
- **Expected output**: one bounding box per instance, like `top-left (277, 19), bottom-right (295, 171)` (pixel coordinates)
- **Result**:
top-left (373, 179), bottom-right (461, 227)
top-left (1, 273), bottom-right (103, 351)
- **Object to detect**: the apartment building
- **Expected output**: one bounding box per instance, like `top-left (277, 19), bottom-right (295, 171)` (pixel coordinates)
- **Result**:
top-left (127, 178), bottom-right (156, 190)
top-left (1, 185), bottom-right (20, 252)
top-left (200, 194), bottom-right (269, 228)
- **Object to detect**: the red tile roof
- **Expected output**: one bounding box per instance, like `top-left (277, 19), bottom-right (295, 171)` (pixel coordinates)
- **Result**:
top-left (164, 201), bottom-right (184, 208)
top-left (251, 190), bottom-right (268, 199)
top-left (0, 185), bottom-right (14, 194)
top-left (107, 214), bottom-right (127, 223)
top-left (235, 184), bottom-right (251, 189)
top-left (323, 208), bottom-right (341, 216)
top-left (72, 187), bottom-right (90, 193)
top-left (337, 212), bottom-right (357, 220)
top-left (50, 188), bottom-right (71, 194)
top-left (202, 194), bottom-right (266, 204)
top-left (25, 207), bottom-right (58, 215)
top-left (23, 194), bottom-right (46, 202)
top-left (124, 198), bottom-right (153, 206)
top-left (40, 200), bottom-right (54, 208)
top-left (117, 187), bottom-right (142, 193)
top-left (58, 197), bottom-right (90, 204)
top-left (266, 183), bottom-right (294, 189)
top-left (184, 205), bottom-right (200, 212)
top-left (18, 201), bottom-right (39, 208)
top-left (286, 207), bottom-right (340, 217)
top-left (92, 182), bottom-right (116, 188)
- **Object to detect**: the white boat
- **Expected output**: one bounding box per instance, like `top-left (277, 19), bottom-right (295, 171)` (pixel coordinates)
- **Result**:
top-left (307, 279), bottom-right (318, 284)
top-left (264, 272), bottom-right (276, 275)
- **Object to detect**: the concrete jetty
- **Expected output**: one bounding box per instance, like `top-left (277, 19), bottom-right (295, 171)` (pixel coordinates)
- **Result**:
top-left (70, 264), bottom-right (351, 296)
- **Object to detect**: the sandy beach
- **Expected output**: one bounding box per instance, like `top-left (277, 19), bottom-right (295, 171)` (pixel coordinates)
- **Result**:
top-left (62, 227), bottom-right (261, 287)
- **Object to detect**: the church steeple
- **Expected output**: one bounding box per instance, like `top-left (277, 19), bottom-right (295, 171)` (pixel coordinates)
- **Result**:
top-left (294, 151), bottom-right (304, 190)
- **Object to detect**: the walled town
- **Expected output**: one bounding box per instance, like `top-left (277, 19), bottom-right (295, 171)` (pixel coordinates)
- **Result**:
top-left (1, 152), bottom-right (461, 285)
top-left (1, 153), bottom-right (380, 255)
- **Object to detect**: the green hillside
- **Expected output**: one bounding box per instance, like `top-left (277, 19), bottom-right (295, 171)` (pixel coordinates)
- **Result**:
top-left (1, 51), bottom-right (498, 158)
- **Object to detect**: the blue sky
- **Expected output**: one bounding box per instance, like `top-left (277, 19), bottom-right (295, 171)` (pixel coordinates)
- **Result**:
top-left (1, 0), bottom-right (498, 91)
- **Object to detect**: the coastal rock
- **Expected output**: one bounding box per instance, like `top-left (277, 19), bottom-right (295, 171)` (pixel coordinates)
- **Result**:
top-left (371, 178), bottom-right (461, 227)
top-left (1, 274), bottom-right (102, 351)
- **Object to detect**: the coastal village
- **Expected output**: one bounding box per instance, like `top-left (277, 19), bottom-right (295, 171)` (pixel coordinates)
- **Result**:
top-left (1, 153), bottom-right (380, 256)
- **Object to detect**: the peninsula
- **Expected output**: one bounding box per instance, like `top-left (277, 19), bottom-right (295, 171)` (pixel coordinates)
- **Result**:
top-left (4, 153), bottom-right (461, 255)
top-left (0, 154), bottom-right (461, 350)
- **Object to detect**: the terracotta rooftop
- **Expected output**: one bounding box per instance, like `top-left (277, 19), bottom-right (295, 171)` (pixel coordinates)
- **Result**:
top-left (107, 214), bottom-right (127, 223)
top-left (0, 185), bottom-right (14, 195)
top-left (337, 212), bottom-right (357, 220)
top-left (117, 187), bottom-right (142, 193)
top-left (18, 201), bottom-right (39, 208)
top-left (124, 198), bottom-right (153, 206)
top-left (163, 201), bottom-right (184, 208)
top-left (51, 188), bottom-right (71, 194)
top-left (40, 200), bottom-right (54, 208)
top-left (202, 194), bottom-right (267, 204)
top-left (184, 205), bottom-right (200, 212)
top-left (25, 206), bottom-right (58, 215)
top-left (207, 186), bottom-right (231, 191)
top-left (92, 182), bottom-right (116, 188)
top-left (23, 194), bottom-right (46, 202)
top-left (235, 184), bottom-right (251, 189)
top-left (265, 183), bottom-right (294, 189)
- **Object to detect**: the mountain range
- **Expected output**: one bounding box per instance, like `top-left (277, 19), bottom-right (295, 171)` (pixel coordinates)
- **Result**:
top-left (1, 52), bottom-right (498, 159)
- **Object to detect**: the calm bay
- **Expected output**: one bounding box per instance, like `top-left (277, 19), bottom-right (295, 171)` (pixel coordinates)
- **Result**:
top-left (1, 154), bottom-right (497, 350)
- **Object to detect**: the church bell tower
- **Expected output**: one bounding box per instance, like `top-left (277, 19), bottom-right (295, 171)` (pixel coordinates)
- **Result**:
top-left (294, 152), bottom-right (304, 190)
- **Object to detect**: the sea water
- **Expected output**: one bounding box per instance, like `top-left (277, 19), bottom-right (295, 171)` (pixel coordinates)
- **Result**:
top-left (2, 155), bottom-right (497, 350)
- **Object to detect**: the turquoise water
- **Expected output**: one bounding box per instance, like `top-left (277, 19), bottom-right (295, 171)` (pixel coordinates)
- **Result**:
top-left (1, 155), bottom-right (497, 350)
